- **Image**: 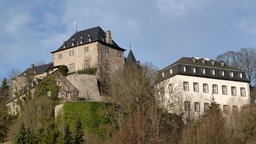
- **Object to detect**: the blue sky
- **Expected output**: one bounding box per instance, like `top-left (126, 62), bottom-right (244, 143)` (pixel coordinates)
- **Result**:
top-left (1, 0), bottom-right (256, 81)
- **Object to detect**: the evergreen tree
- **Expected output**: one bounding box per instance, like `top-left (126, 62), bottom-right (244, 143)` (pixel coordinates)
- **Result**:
top-left (0, 78), bottom-right (11, 142)
top-left (0, 78), bottom-right (9, 104)
top-left (64, 125), bottom-right (73, 144)
top-left (16, 123), bottom-right (37, 144)
top-left (16, 123), bottom-right (27, 144)
top-left (73, 118), bottom-right (84, 144)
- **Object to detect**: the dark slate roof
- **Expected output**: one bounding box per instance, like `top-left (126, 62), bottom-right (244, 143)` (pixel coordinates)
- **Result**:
top-left (126, 49), bottom-right (137, 63)
top-left (162, 57), bottom-right (239, 71)
top-left (51, 26), bottom-right (125, 53)
top-left (19, 63), bottom-right (53, 77)
top-left (158, 57), bottom-right (249, 83)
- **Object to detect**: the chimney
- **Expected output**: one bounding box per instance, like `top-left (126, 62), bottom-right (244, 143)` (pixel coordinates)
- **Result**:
top-left (106, 30), bottom-right (113, 45)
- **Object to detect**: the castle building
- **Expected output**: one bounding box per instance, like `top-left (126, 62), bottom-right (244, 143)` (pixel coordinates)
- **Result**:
top-left (157, 57), bottom-right (250, 118)
top-left (51, 26), bottom-right (126, 73)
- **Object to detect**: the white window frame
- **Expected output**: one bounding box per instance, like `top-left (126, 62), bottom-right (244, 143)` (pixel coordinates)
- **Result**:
top-left (183, 81), bottom-right (189, 91)
top-left (231, 86), bottom-right (237, 96)
top-left (212, 84), bottom-right (218, 94)
top-left (240, 87), bottom-right (246, 96)
top-left (193, 82), bottom-right (199, 92)
top-left (203, 83), bottom-right (209, 93)
top-left (194, 102), bottom-right (200, 112)
top-left (222, 85), bottom-right (228, 95)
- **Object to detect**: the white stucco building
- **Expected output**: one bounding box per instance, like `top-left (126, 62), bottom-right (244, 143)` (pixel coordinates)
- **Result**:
top-left (157, 57), bottom-right (250, 118)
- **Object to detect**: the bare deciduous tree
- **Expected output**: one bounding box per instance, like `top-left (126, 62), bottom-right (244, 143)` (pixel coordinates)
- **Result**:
top-left (216, 48), bottom-right (256, 86)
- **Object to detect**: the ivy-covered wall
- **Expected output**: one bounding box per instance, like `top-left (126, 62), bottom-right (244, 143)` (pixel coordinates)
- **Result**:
top-left (34, 75), bottom-right (60, 100)
top-left (60, 102), bottom-right (113, 140)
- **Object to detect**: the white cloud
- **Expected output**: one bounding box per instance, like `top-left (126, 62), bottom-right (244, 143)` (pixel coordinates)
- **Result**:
top-left (158, 0), bottom-right (186, 16)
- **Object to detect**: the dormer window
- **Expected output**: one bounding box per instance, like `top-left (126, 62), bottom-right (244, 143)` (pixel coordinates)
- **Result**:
top-left (80, 35), bottom-right (83, 39)
top-left (170, 69), bottom-right (173, 74)
top-left (63, 44), bottom-right (66, 48)
top-left (183, 66), bottom-right (187, 72)
top-left (201, 59), bottom-right (205, 64)
top-left (202, 68), bottom-right (206, 74)
top-left (221, 71), bottom-right (225, 76)
top-left (230, 72), bottom-right (233, 77)
top-left (239, 73), bottom-right (243, 78)
top-left (72, 38), bottom-right (75, 41)
top-left (211, 61), bottom-right (215, 65)
top-left (211, 69), bottom-right (215, 75)
top-left (162, 72), bottom-right (165, 77)
top-left (88, 38), bottom-right (92, 42)
top-left (71, 42), bottom-right (75, 46)
top-left (192, 58), bottom-right (196, 63)
top-left (80, 40), bottom-right (83, 44)
top-left (192, 67), bottom-right (196, 73)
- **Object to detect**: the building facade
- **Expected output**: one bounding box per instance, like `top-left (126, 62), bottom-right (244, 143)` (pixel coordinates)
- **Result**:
top-left (51, 26), bottom-right (126, 73)
top-left (157, 57), bottom-right (250, 118)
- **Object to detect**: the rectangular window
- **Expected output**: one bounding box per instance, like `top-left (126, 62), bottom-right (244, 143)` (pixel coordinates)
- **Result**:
top-left (204, 103), bottom-right (209, 112)
top-left (184, 101), bottom-right (190, 111)
top-left (84, 59), bottom-right (90, 69)
top-left (84, 47), bottom-right (89, 53)
top-left (231, 86), bottom-right (237, 96)
top-left (212, 84), bottom-right (218, 94)
top-left (240, 87), bottom-right (246, 96)
top-left (57, 91), bottom-right (61, 98)
top-left (232, 105), bottom-right (238, 115)
top-left (46, 90), bottom-right (51, 97)
top-left (69, 50), bottom-right (74, 56)
top-left (211, 69), bottom-right (215, 75)
top-left (69, 63), bottom-right (75, 72)
top-left (105, 47), bottom-right (109, 53)
top-left (193, 82), bottom-right (199, 92)
top-left (66, 92), bottom-right (71, 99)
top-left (58, 54), bottom-right (62, 59)
top-left (222, 85), bottom-right (228, 95)
top-left (159, 87), bottom-right (165, 102)
top-left (223, 105), bottom-right (230, 115)
top-left (194, 102), bottom-right (200, 112)
top-left (168, 84), bottom-right (173, 94)
top-left (183, 81), bottom-right (189, 91)
top-left (203, 83), bottom-right (209, 93)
